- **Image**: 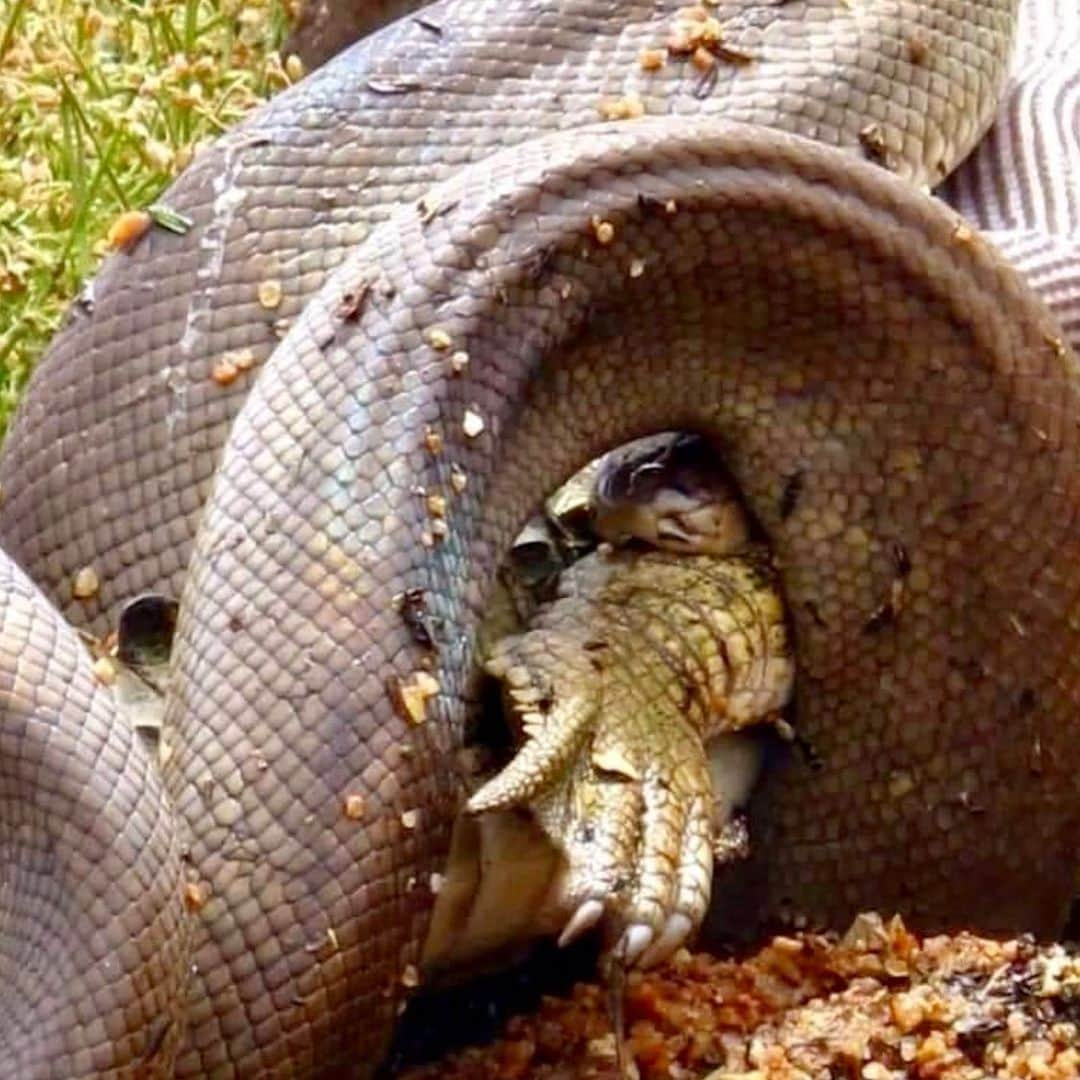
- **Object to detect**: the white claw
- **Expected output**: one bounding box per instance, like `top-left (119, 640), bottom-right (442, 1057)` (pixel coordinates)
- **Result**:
top-left (638, 913), bottom-right (693, 969)
top-left (558, 899), bottom-right (605, 947)
top-left (618, 924), bottom-right (654, 966)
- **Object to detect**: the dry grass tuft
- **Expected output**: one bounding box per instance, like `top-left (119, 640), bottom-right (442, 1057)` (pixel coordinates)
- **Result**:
top-left (0, 0), bottom-right (296, 439)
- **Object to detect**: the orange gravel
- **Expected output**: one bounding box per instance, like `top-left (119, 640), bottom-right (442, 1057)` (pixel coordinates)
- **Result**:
top-left (401, 915), bottom-right (1079, 1079)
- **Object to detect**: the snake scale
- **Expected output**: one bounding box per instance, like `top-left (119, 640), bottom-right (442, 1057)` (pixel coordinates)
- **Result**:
top-left (0, 0), bottom-right (1078, 1075)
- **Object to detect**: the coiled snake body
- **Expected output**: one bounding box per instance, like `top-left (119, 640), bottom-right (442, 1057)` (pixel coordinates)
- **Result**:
top-left (0, 0), bottom-right (1078, 1075)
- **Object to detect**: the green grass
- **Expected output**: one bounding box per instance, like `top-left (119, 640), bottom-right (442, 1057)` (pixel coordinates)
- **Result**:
top-left (0, 0), bottom-right (298, 441)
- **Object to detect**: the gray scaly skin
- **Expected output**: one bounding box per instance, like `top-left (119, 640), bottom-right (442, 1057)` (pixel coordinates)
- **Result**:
top-left (1, 1), bottom-right (1079, 1076)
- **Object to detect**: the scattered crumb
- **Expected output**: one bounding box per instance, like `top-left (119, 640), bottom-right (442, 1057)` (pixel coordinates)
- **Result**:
top-left (257, 278), bottom-right (283, 309)
top-left (72, 565), bottom-right (100, 599)
top-left (401, 915), bottom-right (1079, 1080)
top-left (106, 210), bottom-right (153, 251)
top-left (597, 96), bottom-right (645, 121)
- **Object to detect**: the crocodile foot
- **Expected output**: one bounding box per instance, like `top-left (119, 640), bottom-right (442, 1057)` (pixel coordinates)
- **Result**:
top-left (468, 547), bottom-right (795, 967)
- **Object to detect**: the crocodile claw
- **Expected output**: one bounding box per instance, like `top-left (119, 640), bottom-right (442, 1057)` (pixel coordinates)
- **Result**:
top-left (472, 546), bottom-right (794, 966)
